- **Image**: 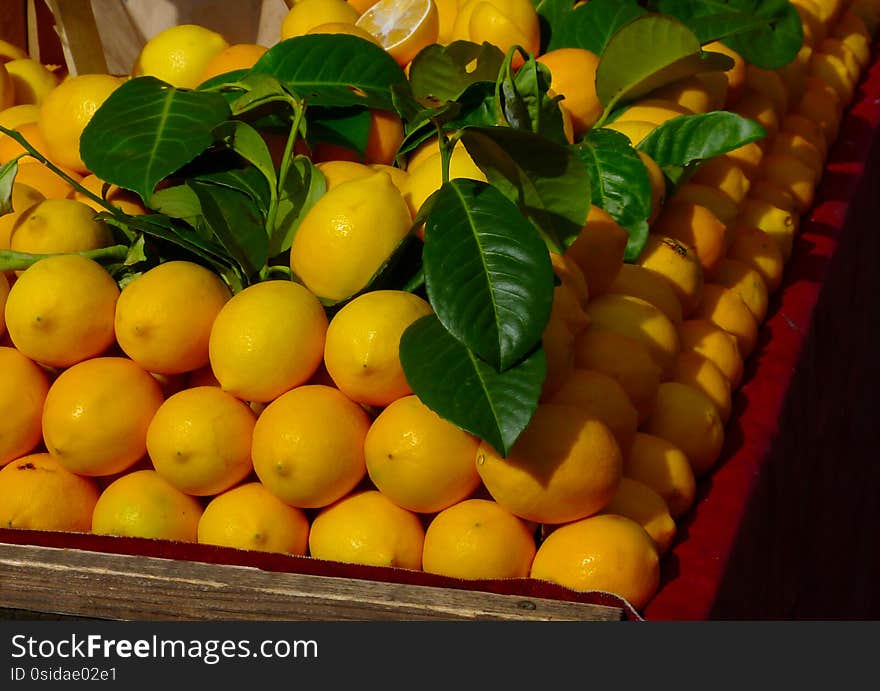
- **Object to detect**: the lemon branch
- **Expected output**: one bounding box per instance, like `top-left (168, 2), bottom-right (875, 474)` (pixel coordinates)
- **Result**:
top-left (0, 245), bottom-right (130, 272)
top-left (0, 126), bottom-right (123, 219)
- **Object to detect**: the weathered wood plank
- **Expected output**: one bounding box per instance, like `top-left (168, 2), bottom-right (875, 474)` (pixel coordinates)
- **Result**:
top-left (0, 544), bottom-right (623, 621)
top-left (44, 0), bottom-right (107, 75)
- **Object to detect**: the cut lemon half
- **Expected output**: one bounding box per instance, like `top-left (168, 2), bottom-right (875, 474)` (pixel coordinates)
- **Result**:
top-left (356, 0), bottom-right (440, 67)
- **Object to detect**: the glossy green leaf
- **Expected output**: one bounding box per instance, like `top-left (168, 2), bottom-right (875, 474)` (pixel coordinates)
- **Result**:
top-left (400, 314), bottom-right (546, 456)
top-left (409, 41), bottom-right (505, 105)
top-left (0, 158), bottom-right (18, 215)
top-left (80, 77), bottom-right (231, 201)
top-left (189, 180), bottom-right (268, 281)
top-left (213, 120), bottom-right (278, 194)
top-left (460, 126), bottom-right (589, 252)
top-left (269, 155), bottom-right (326, 256)
top-left (306, 106), bottom-right (372, 156)
top-left (99, 212), bottom-right (237, 283)
top-left (423, 179), bottom-right (554, 371)
top-left (574, 128), bottom-right (654, 261)
top-left (637, 111), bottom-right (766, 169)
top-left (499, 53), bottom-right (569, 145)
top-left (596, 15), bottom-right (733, 114)
top-left (249, 34), bottom-right (407, 110)
top-left (148, 185), bottom-right (209, 238)
top-left (655, 0), bottom-right (804, 69)
top-left (194, 166), bottom-right (272, 219)
top-left (546, 0), bottom-right (647, 54)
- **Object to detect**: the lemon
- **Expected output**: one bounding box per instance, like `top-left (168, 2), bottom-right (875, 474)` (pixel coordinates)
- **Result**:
top-left (5, 255), bottom-right (119, 368)
top-left (208, 280), bottom-right (328, 403)
top-left (356, 0), bottom-right (440, 67)
top-left (115, 261), bottom-right (232, 376)
top-left (3, 59), bottom-right (58, 106)
top-left (291, 171), bottom-right (412, 303)
top-left (37, 74), bottom-right (123, 174)
top-left (133, 24), bottom-right (230, 89)
top-left (323, 289), bottom-right (433, 406)
top-left (9, 198), bottom-right (114, 257)
top-left (281, 0), bottom-right (360, 39)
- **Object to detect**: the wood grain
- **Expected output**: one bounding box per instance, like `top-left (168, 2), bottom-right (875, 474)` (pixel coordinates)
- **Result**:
top-left (0, 544), bottom-right (623, 621)
top-left (45, 0), bottom-right (107, 75)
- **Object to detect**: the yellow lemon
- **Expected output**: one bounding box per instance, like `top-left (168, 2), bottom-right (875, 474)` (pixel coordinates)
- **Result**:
top-left (422, 498), bottom-right (537, 579)
top-left (208, 280), bottom-right (328, 403)
top-left (198, 482), bottom-right (310, 554)
top-left (643, 381), bottom-right (725, 477)
top-left (115, 260), bottom-right (232, 376)
top-left (5, 255), bottom-right (119, 368)
top-left (356, 0), bottom-right (440, 67)
top-left (547, 369), bottom-right (639, 457)
top-left (291, 171), bottom-right (412, 303)
top-left (712, 257), bottom-right (769, 325)
top-left (42, 357), bottom-right (165, 477)
top-left (671, 350), bottom-right (733, 424)
top-left (0, 346), bottom-right (50, 467)
top-left (635, 235), bottom-right (705, 318)
top-left (3, 59), bottom-right (59, 106)
top-left (251, 385), bottom-right (370, 508)
top-left (585, 293), bottom-right (680, 378)
top-left (133, 24), bottom-right (230, 89)
top-left (38, 73), bottom-right (124, 173)
top-left (91, 469), bottom-right (203, 542)
top-left (451, 0), bottom-right (540, 64)
top-left (573, 327), bottom-right (662, 424)
top-left (475, 403), bottom-right (623, 525)
top-left (323, 289), bottom-right (433, 407)
top-left (282, 0), bottom-right (360, 39)
top-left (146, 386), bottom-right (256, 496)
top-left (0, 453), bottom-right (100, 532)
top-left (364, 394), bottom-right (481, 513)
top-left (530, 513), bottom-right (660, 611)
top-left (678, 318), bottom-right (744, 390)
top-left (624, 432), bottom-right (696, 519)
top-left (309, 489), bottom-right (426, 569)
top-left (9, 198), bottom-right (113, 257)
top-left (402, 145), bottom-right (486, 219)
top-left (536, 48), bottom-right (602, 136)
top-left (600, 477), bottom-right (677, 555)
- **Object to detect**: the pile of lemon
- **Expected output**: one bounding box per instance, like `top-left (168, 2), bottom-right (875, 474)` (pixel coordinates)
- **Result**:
top-left (0, 0), bottom-right (877, 614)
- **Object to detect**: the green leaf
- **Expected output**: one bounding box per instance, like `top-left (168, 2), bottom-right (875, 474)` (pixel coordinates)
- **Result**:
top-left (409, 41), bottom-right (505, 105)
top-left (249, 34), bottom-right (407, 110)
top-left (0, 158), bottom-right (19, 215)
top-left (213, 120), bottom-right (278, 194)
top-left (400, 314), bottom-right (546, 456)
top-left (596, 15), bottom-right (733, 115)
top-left (637, 111), bottom-right (766, 170)
top-left (189, 180), bottom-right (269, 281)
top-left (80, 77), bottom-right (231, 201)
top-left (99, 213), bottom-right (239, 287)
top-left (460, 126), bottom-right (589, 252)
top-left (499, 53), bottom-right (569, 145)
top-left (548, 0), bottom-right (648, 54)
top-left (655, 0), bottom-right (804, 69)
top-left (194, 166), bottom-right (272, 218)
top-left (270, 155), bottom-right (326, 256)
top-left (306, 106), bottom-right (372, 156)
top-left (423, 179), bottom-right (554, 371)
top-left (574, 128), bottom-right (654, 261)
top-left (148, 185), bottom-right (209, 238)
top-left (224, 73), bottom-right (297, 115)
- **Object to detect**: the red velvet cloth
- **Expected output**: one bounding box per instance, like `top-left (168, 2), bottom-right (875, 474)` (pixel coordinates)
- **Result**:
top-left (4, 49), bottom-right (880, 624)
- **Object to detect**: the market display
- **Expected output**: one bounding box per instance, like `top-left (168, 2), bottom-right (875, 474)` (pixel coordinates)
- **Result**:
top-left (0, 0), bottom-right (877, 617)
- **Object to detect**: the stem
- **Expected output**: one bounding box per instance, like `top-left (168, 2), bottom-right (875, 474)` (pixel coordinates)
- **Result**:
top-left (0, 126), bottom-right (121, 218)
top-left (277, 102), bottom-right (305, 198)
top-left (267, 101), bottom-right (306, 233)
top-left (0, 245), bottom-right (130, 272)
